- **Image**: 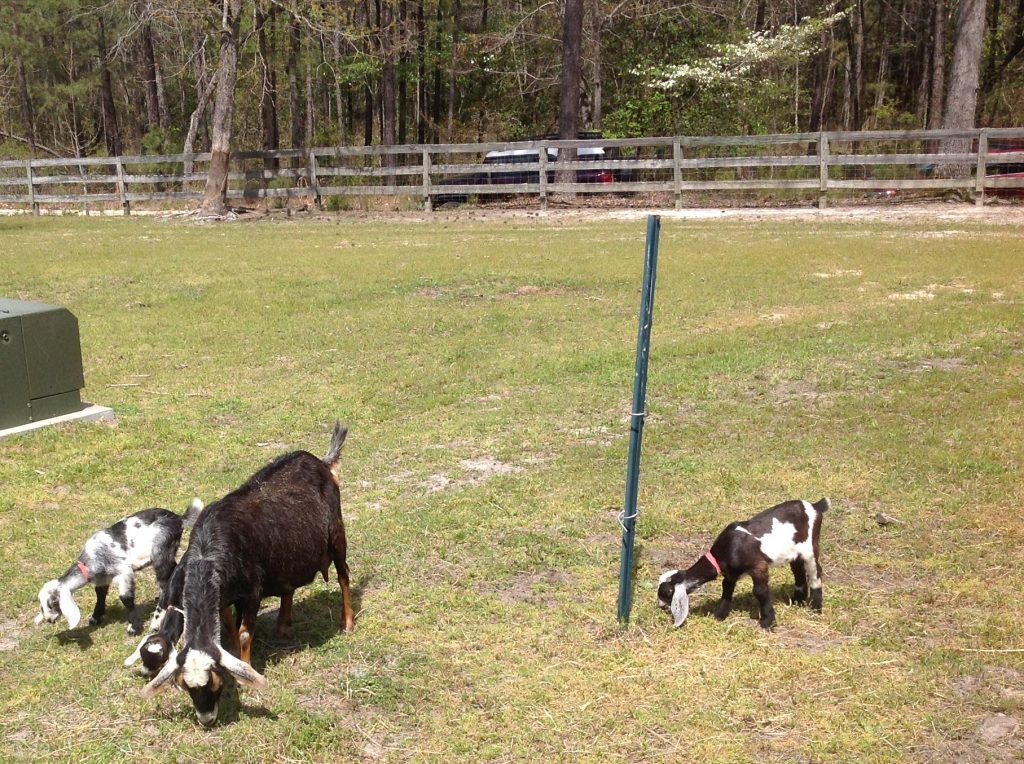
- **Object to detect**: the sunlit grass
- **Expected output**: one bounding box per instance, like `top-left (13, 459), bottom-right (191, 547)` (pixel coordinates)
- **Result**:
top-left (0, 212), bottom-right (1021, 762)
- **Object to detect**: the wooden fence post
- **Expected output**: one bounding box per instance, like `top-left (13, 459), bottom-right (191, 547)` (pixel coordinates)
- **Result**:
top-left (538, 144), bottom-right (548, 210)
top-left (308, 149), bottom-right (322, 210)
top-left (818, 132), bottom-right (829, 210)
top-left (672, 138), bottom-right (682, 209)
top-left (116, 158), bottom-right (130, 215)
top-left (975, 129), bottom-right (988, 207)
top-left (422, 149), bottom-right (432, 212)
top-left (25, 160), bottom-right (38, 216)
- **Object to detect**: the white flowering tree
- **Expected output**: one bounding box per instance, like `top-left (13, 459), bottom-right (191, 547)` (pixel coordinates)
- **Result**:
top-left (648, 3), bottom-right (848, 133)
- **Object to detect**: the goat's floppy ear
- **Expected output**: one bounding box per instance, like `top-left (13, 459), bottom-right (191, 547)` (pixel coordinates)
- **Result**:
top-left (125, 635), bottom-right (150, 667)
top-left (58, 586), bottom-right (81, 629)
top-left (671, 583), bottom-right (690, 628)
top-left (125, 643), bottom-right (143, 667)
top-left (141, 649), bottom-right (179, 697)
top-left (217, 648), bottom-right (268, 691)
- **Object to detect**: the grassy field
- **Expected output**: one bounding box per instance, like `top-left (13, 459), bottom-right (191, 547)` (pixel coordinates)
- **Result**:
top-left (0, 210), bottom-right (1021, 763)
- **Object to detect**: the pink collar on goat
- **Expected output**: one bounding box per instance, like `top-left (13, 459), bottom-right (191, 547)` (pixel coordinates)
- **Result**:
top-left (77, 560), bottom-right (91, 581)
top-left (703, 551), bottom-right (722, 576)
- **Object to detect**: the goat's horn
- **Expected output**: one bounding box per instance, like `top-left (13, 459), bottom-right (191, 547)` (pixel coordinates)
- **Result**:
top-left (141, 648), bottom-right (179, 698)
top-left (217, 647), bottom-right (268, 691)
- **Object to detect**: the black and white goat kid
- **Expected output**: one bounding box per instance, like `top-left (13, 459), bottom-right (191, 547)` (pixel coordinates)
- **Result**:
top-left (657, 498), bottom-right (828, 630)
top-left (139, 422), bottom-right (355, 727)
top-left (35, 499), bottom-right (203, 635)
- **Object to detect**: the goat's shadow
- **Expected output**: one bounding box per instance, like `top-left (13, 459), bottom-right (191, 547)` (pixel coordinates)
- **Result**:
top-left (55, 626), bottom-right (96, 650)
top-left (688, 587), bottom-right (803, 624)
top-left (248, 573), bottom-right (369, 673)
top-left (55, 617), bottom-right (140, 650)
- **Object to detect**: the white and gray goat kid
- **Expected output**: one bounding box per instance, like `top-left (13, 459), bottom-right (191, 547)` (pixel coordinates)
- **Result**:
top-left (35, 499), bottom-right (202, 635)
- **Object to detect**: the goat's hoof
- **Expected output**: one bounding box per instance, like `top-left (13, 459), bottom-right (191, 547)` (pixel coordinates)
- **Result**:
top-left (758, 617), bottom-right (776, 630)
top-left (126, 624), bottom-right (141, 636)
top-left (88, 616), bottom-right (101, 626)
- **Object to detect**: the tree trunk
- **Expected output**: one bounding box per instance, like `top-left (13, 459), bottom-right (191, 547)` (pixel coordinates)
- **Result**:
top-left (97, 16), bottom-right (122, 157)
top-left (183, 74), bottom-right (217, 174)
top-left (136, 0), bottom-right (162, 132)
top-left (155, 57), bottom-right (170, 131)
top-left (943, 0), bottom-right (986, 130)
top-left (845, 0), bottom-right (865, 130)
top-left (929, 0), bottom-right (947, 130)
top-left (305, 64), bottom-right (315, 148)
top-left (754, 0), bottom-right (767, 32)
top-left (587, 0), bottom-right (602, 129)
top-left (557, 0), bottom-right (584, 195)
top-left (416, 0), bottom-right (426, 143)
top-left (808, 27), bottom-right (834, 133)
top-left (382, 0), bottom-right (397, 148)
top-left (332, 29), bottom-right (348, 145)
top-left (447, 1), bottom-right (459, 142)
top-left (257, 3), bottom-right (280, 170)
top-left (398, 0), bottom-right (408, 145)
top-left (199, 0), bottom-right (243, 217)
top-left (288, 13), bottom-right (304, 151)
top-left (14, 27), bottom-right (37, 156)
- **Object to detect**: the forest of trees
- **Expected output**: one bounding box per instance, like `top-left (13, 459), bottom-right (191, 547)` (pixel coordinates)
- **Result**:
top-left (2, 1), bottom-right (1022, 165)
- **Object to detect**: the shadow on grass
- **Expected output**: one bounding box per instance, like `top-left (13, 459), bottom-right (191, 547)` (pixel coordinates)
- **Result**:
top-left (55, 627), bottom-right (96, 650)
top-left (250, 574), bottom-right (369, 672)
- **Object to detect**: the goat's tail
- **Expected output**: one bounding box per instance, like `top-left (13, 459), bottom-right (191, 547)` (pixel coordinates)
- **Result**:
top-left (323, 421), bottom-right (348, 480)
top-left (813, 497), bottom-right (831, 513)
top-left (182, 498), bottom-right (204, 527)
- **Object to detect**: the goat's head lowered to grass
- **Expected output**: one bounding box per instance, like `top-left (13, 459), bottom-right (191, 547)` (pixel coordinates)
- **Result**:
top-left (140, 560), bottom-right (266, 727)
top-left (35, 578), bottom-right (82, 629)
top-left (141, 642), bottom-right (268, 727)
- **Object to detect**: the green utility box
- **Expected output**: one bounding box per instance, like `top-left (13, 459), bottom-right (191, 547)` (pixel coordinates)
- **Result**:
top-left (0, 298), bottom-right (87, 429)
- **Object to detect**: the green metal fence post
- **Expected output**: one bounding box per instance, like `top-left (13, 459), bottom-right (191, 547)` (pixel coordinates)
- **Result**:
top-left (617, 214), bottom-right (661, 624)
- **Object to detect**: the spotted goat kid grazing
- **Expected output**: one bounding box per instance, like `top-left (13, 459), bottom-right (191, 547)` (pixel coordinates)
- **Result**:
top-left (657, 498), bottom-right (829, 630)
top-left (139, 422), bottom-right (355, 727)
top-left (35, 499), bottom-right (203, 635)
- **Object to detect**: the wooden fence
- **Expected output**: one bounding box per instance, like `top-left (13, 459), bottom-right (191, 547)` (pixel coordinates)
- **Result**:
top-left (2, 127), bottom-right (1023, 214)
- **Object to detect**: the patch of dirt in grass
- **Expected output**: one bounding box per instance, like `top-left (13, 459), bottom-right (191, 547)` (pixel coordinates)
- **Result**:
top-left (771, 622), bottom-right (853, 654)
top-left (812, 269), bottom-right (863, 279)
top-left (0, 619), bottom-right (26, 652)
top-left (919, 715), bottom-right (1023, 764)
top-left (498, 284), bottom-right (565, 299)
top-left (951, 667), bottom-right (1024, 705)
top-left (294, 687), bottom-right (364, 718)
top-left (915, 357), bottom-right (970, 372)
top-left (889, 289), bottom-right (936, 301)
top-left (420, 457), bottom-right (524, 493)
top-left (292, 685), bottom-right (400, 760)
top-left (768, 379), bottom-right (822, 405)
top-left (572, 425), bottom-right (624, 446)
top-left (416, 287), bottom-right (446, 299)
top-left (488, 570), bottom-right (574, 607)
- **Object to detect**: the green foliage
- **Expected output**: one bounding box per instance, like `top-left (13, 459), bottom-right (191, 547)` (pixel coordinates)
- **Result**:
top-left (142, 127), bottom-right (183, 156)
top-left (2, 0), bottom-right (1024, 159)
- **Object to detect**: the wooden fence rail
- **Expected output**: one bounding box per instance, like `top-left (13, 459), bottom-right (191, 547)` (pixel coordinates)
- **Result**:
top-left (1, 127), bottom-right (1023, 214)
